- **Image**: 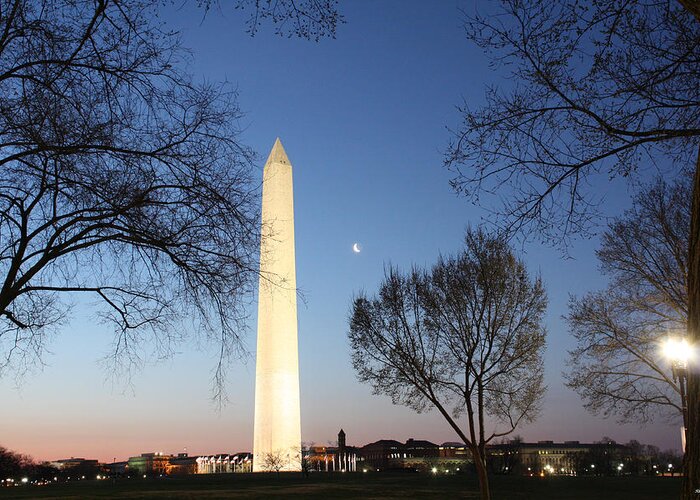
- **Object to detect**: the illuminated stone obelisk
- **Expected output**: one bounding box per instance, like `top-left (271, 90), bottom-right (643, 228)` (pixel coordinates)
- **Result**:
top-left (253, 138), bottom-right (301, 472)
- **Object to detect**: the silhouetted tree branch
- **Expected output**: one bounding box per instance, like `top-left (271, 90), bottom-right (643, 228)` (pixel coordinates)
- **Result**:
top-left (0, 0), bottom-right (340, 397)
top-left (233, 0), bottom-right (343, 40)
top-left (446, 0), bottom-right (699, 244)
top-left (566, 175), bottom-right (689, 424)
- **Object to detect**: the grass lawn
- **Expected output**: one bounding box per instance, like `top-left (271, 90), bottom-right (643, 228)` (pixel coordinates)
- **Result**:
top-left (0, 472), bottom-right (682, 499)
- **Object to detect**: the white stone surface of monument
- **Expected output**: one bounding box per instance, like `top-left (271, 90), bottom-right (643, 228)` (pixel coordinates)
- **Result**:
top-left (252, 138), bottom-right (302, 472)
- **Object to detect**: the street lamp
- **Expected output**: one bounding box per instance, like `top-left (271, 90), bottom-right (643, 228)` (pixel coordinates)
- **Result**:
top-left (662, 337), bottom-right (693, 448)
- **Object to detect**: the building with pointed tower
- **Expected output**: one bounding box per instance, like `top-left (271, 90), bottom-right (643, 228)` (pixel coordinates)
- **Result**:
top-left (305, 429), bottom-right (360, 472)
top-left (338, 429), bottom-right (346, 453)
top-left (252, 138), bottom-right (302, 472)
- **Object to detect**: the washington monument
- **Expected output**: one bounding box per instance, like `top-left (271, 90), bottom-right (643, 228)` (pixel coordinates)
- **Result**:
top-left (253, 138), bottom-right (302, 472)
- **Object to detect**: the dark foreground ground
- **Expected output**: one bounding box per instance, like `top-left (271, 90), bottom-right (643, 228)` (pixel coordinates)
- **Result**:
top-left (0, 472), bottom-right (682, 499)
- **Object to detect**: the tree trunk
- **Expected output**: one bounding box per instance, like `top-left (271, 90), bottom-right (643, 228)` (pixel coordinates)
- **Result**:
top-left (684, 145), bottom-right (700, 500)
top-left (678, 0), bottom-right (700, 23)
top-left (472, 447), bottom-right (491, 500)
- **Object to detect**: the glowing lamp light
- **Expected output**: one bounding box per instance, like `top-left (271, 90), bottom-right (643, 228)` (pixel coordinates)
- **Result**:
top-left (431, 467), bottom-right (438, 474)
top-left (663, 338), bottom-right (693, 365)
top-left (21, 478), bottom-right (28, 484)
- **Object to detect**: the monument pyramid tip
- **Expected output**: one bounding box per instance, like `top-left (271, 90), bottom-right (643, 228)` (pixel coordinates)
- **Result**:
top-left (266, 137), bottom-right (290, 166)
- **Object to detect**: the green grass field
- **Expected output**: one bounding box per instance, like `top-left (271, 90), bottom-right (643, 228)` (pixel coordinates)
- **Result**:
top-left (0, 472), bottom-right (682, 499)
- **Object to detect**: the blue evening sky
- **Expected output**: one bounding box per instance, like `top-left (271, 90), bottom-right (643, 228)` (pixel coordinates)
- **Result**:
top-left (0, 1), bottom-right (680, 462)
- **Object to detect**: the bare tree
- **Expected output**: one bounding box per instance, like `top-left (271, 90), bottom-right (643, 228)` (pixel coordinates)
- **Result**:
top-left (0, 0), bottom-right (340, 395)
top-left (445, 2), bottom-right (700, 495)
top-left (567, 175), bottom-right (689, 424)
top-left (348, 228), bottom-right (547, 500)
top-left (258, 448), bottom-right (295, 476)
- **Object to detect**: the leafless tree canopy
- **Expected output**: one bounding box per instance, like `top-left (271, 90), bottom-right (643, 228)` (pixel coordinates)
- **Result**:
top-left (0, 0), bottom-right (340, 390)
top-left (348, 228), bottom-right (547, 500)
top-left (231, 0), bottom-right (343, 40)
top-left (257, 448), bottom-right (297, 474)
top-left (445, 0), bottom-right (700, 243)
top-left (567, 175), bottom-right (689, 423)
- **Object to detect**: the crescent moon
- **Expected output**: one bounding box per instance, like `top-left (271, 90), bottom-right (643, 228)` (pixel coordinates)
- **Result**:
top-left (352, 243), bottom-right (361, 253)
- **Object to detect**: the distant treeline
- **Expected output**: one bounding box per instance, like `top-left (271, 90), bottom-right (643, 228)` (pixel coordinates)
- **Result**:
top-left (0, 446), bottom-right (100, 482)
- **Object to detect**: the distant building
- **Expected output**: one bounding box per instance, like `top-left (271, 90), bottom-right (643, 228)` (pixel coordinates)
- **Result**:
top-left (439, 442), bottom-right (470, 458)
top-left (196, 453), bottom-right (252, 474)
top-left (103, 461), bottom-right (128, 476)
top-left (166, 453), bottom-right (198, 475)
top-left (124, 451), bottom-right (253, 475)
top-left (52, 435), bottom-right (639, 479)
top-left (127, 452), bottom-right (172, 476)
top-left (405, 439), bottom-right (439, 458)
top-left (488, 440), bottom-right (631, 476)
top-left (49, 458), bottom-right (99, 470)
top-left (360, 438), bottom-right (445, 471)
top-left (306, 429), bottom-right (360, 472)
top-left (360, 439), bottom-right (405, 469)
